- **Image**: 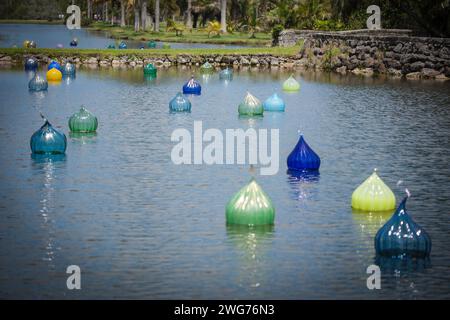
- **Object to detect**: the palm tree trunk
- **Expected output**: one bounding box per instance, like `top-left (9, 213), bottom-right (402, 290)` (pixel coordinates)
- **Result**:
top-left (87, 0), bottom-right (92, 19)
top-left (141, 0), bottom-right (147, 31)
top-left (187, 0), bottom-right (192, 29)
top-left (120, 0), bottom-right (125, 26)
top-left (154, 0), bottom-right (160, 32)
top-left (105, 1), bottom-right (109, 22)
top-left (134, 0), bottom-right (140, 31)
top-left (220, 0), bottom-right (227, 33)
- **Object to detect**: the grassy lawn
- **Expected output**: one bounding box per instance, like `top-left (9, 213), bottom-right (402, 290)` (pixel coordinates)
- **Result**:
top-left (89, 22), bottom-right (272, 46)
top-left (0, 19), bottom-right (64, 25)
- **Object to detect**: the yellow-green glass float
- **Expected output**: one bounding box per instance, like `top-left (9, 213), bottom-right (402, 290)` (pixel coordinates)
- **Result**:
top-left (68, 106), bottom-right (98, 133)
top-left (143, 63), bottom-right (157, 76)
top-left (23, 40), bottom-right (31, 48)
top-left (351, 169), bottom-right (396, 212)
top-left (200, 61), bottom-right (213, 73)
top-left (226, 177), bottom-right (275, 226)
top-left (162, 43), bottom-right (171, 49)
top-left (282, 75), bottom-right (300, 92)
top-left (238, 92), bottom-right (263, 116)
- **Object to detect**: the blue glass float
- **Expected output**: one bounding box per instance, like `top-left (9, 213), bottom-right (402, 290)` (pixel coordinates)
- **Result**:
top-left (62, 62), bottom-right (76, 76)
top-left (28, 74), bottom-right (48, 91)
top-left (219, 67), bottom-right (233, 80)
top-left (107, 43), bottom-right (116, 49)
top-left (182, 76), bottom-right (201, 95)
top-left (30, 120), bottom-right (67, 155)
top-left (24, 58), bottom-right (38, 71)
top-left (287, 134), bottom-right (321, 171)
top-left (169, 92), bottom-right (191, 112)
top-left (263, 93), bottom-right (285, 112)
top-left (47, 60), bottom-right (62, 72)
top-left (375, 196), bottom-right (432, 258)
top-left (119, 41), bottom-right (127, 49)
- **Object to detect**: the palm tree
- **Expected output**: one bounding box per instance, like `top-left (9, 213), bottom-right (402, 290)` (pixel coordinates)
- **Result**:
top-left (187, 0), bottom-right (192, 29)
top-left (87, 0), bottom-right (92, 19)
top-left (120, 0), bottom-right (126, 26)
top-left (220, 0), bottom-right (227, 33)
top-left (154, 0), bottom-right (160, 32)
top-left (134, 0), bottom-right (140, 31)
top-left (141, 0), bottom-right (147, 30)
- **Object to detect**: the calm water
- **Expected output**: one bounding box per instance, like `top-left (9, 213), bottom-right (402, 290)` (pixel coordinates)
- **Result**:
top-left (0, 24), bottom-right (255, 49)
top-left (0, 65), bottom-right (449, 299)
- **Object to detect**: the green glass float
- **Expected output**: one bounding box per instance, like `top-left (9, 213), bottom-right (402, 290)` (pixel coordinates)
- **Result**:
top-left (68, 106), bottom-right (98, 133)
top-left (162, 43), bottom-right (171, 49)
top-left (282, 75), bottom-right (300, 92)
top-left (200, 61), bottom-right (213, 73)
top-left (226, 177), bottom-right (275, 226)
top-left (238, 92), bottom-right (264, 116)
top-left (147, 40), bottom-right (156, 48)
top-left (143, 63), bottom-right (157, 76)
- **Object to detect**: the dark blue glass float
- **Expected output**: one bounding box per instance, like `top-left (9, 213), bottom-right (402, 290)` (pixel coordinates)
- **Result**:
top-left (28, 74), bottom-right (48, 91)
top-left (30, 120), bottom-right (67, 155)
top-left (219, 68), bottom-right (233, 80)
top-left (70, 39), bottom-right (78, 47)
top-left (47, 60), bottom-right (62, 72)
top-left (62, 62), bottom-right (76, 76)
top-left (169, 92), bottom-right (191, 112)
top-left (287, 134), bottom-right (321, 171)
top-left (375, 197), bottom-right (432, 258)
top-left (182, 76), bottom-right (201, 95)
top-left (24, 58), bottom-right (38, 71)
top-left (119, 41), bottom-right (127, 49)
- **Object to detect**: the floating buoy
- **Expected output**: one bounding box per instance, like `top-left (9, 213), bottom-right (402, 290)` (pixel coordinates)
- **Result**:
top-left (28, 74), bottom-right (48, 92)
top-left (162, 43), bottom-right (171, 49)
top-left (119, 41), bottom-right (127, 49)
top-left (287, 134), bottom-right (320, 171)
top-left (282, 75), bottom-right (300, 92)
top-left (182, 76), bottom-right (201, 95)
top-left (226, 177), bottom-right (275, 226)
top-left (25, 58), bottom-right (38, 71)
top-left (200, 61), bottom-right (213, 73)
top-left (30, 120), bottom-right (67, 155)
top-left (219, 67), bottom-right (233, 80)
top-left (143, 63), bottom-right (157, 76)
top-left (107, 43), bottom-right (116, 49)
top-left (351, 169), bottom-right (396, 212)
top-left (238, 92), bottom-right (263, 116)
top-left (23, 40), bottom-right (31, 48)
top-left (375, 196), bottom-right (431, 258)
top-left (69, 106), bottom-right (98, 133)
top-left (147, 40), bottom-right (156, 48)
top-left (263, 93), bottom-right (285, 112)
top-left (62, 62), bottom-right (76, 76)
top-left (46, 68), bottom-right (62, 82)
top-left (47, 61), bottom-right (62, 72)
top-left (169, 92), bottom-right (191, 112)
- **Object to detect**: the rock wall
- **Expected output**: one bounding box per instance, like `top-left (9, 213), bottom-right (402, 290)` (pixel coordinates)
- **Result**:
top-left (279, 29), bottom-right (450, 80)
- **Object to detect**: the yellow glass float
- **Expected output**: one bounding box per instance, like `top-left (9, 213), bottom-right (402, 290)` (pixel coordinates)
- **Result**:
top-left (351, 169), bottom-right (396, 212)
top-left (46, 68), bottom-right (63, 82)
top-left (282, 75), bottom-right (300, 92)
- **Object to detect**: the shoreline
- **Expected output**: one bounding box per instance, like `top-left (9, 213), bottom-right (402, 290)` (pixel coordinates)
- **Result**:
top-left (0, 19), bottom-right (64, 25)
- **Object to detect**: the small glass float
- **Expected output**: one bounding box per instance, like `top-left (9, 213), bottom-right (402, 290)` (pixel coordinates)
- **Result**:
top-left (23, 40), bottom-right (31, 48)
top-left (219, 67), bottom-right (233, 80)
top-left (226, 177), bottom-right (275, 226)
top-left (62, 62), bottom-right (76, 76)
top-left (24, 57), bottom-right (38, 71)
top-left (119, 41), bottom-right (127, 49)
top-left (263, 93), bottom-right (285, 112)
top-left (238, 92), bottom-right (263, 116)
top-left (107, 43), bottom-right (116, 49)
top-left (56, 43), bottom-right (64, 48)
top-left (282, 75), bottom-right (300, 92)
top-left (47, 60), bottom-right (62, 72)
top-left (162, 43), bottom-right (171, 49)
top-left (46, 68), bottom-right (63, 82)
top-left (375, 195), bottom-right (431, 258)
top-left (147, 40), bottom-right (156, 48)
top-left (143, 63), bottom-right (157, 76)
top-left (28, 40), bottom-right (37, 48)
top-left (28, 74), bottom-right (48, 92)
top-left (70, 38), bottom-right (78, 47)
top-left (69, 106), bottom-right (98, 133)
top-left (287, 134), bottom-right (321, 171)
top-left (169, 92), bottom-right (192, 112)
top-left (182, 76), bottom-right (201, 95)
top-left (30, 120), bottom-right (67, 155)
top-left (200, 61), bottom-right (213, 73)
top-left (351, 169), bottom-right (396, 212)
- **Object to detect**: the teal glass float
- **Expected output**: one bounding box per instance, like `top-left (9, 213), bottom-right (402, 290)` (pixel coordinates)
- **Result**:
top-left (182, 76), bottom-right (201, 95)
top-left (147, 40), bottom-right (156, 48)
top-left (287, 134), bottom-right (321, 171)
top-left (107, 43), bottom-right (116, 49)
top-left (238, 92), bottom-right (263, 116)
top-left (25, 57), bottom-right (38, 71)
top-left (119, 41), bottom-right (127, 49)
top-left (162, 43), bottom-right (171, 49)
top-left (30, 120), bottom-right (67, 154)
top-left (47, 60), bottom-right (62, 72)
top-left (226, 177), bottom-right (275, 226)
top-left (263, 93), bottom-right (285, 112)
top-left (68, 106), bottom-right (98, 133)
top-left (375, 196), bottom-right (432, 258)
top-left (200, 61), bottom-right (213, 73)
top-left (219, 67), bottom-right (233, 80)
top-left (282, 75), bottom-right (300, 92)
top-left (28, 74), bottom-right (48, 91)
top-left (169, 92), bottom-right (192, 112)
top-left (143, 63), bottom-right (157, 76)
top-left (62, 62), bottom-right (76, 76)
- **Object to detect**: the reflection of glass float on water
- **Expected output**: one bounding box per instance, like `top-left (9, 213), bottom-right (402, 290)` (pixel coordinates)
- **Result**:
top-left (69, 106), bottom-right (98, 133)
top-left (182, 76), bottom-right (201, 95)
top-left (200, 61), bottom-right (213, 73)
top-left (46, 68), bottom-right (62, 82)
top-left (119, 41), bottom-right (127, 49)
top-left (375, 196), bottom-right (431, 258)
top-left (62, 62), bottom-right (76, 76)
top-left (238, 92), bottom-right (263, 116)
top-left (30, 120), bottom-right (67, 155)
top-left (287, 134), bottom-right (320, 171)
top-left (29, 74), bottom-right (48, 91)
top-left (48, 61), bottom-right (62, 72)
top-left (282, 75), bottom-right (300, 92)
top-left (263, 93), bottom-right (285, 112)
top-left (226, 177), bottom-right (275, 226)
top-left (219, 67), bottom-right (233, 80)
top-left (169, 92), bottom-right (191, 112)
top-left (351, 169), bottom-right (396, 212)
top-left (143, 63), bottom-right (157, 76)
top-left (25, 57), bottom-right (38, 71)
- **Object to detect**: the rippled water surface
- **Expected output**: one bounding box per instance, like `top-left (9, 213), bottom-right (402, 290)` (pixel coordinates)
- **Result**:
top-left (0, 65), bottom-right (449, 299)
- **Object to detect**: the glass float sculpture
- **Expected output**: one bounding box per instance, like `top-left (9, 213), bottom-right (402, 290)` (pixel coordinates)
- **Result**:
top-left (351, 169), bottom-right (396, 212)
top-left (30, 120), bottom-right (67, 155)
top-left (143, 63), bottom-right (157, 76)
top-left (282, 75), bottom-right (300, 92)
top-left (219, 67), bottom-right (233, 80)
top-left (107, 43), bottom-right (115, 49)
top-left (169, 92), bottom-right (192, 112)
top-left (375, 196), bottom-right (431, 258)
top-left (200, 61), bottom-right (213, 73)
top-left (119, 41), bottom-right (127, 49)
top-left (69, 106), bottom-right (98, 133)
top-left (162, 43), bottom-right (171, 49)
top-left (25, 58), bottom-right (38, 71)
top-left (47, 68), bottom-right (62, 82)
top-left (226, 177), bottom-right (275, 226)
top-left (70, 39), bottom-right (78, 47)
top-left (182, 76), bottom-right (202, 95)
top-left (29, 74), bottom-right (48, 91)
top-left (263, 93), bottom-right (285, 112)
top-left (147, 40), bottom-right (156, 48)
top-left (29, 41), bottom-right (37, 48)
top-left (47, 61), bottom-right (62, 72)
top-left (238, 92), bottom-right (263, 116)
top-left (62, 62), bottom-right (76, 76)
top-left (287, 134), bottom-right (320, 171)
top-left (23, 40), bottom-right (31, 48)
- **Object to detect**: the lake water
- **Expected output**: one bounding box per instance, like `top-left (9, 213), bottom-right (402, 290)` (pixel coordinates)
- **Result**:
top-left (0, 23), bottom-right (256, 49)
top-left (0, 65), bottom-right (449, 299)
